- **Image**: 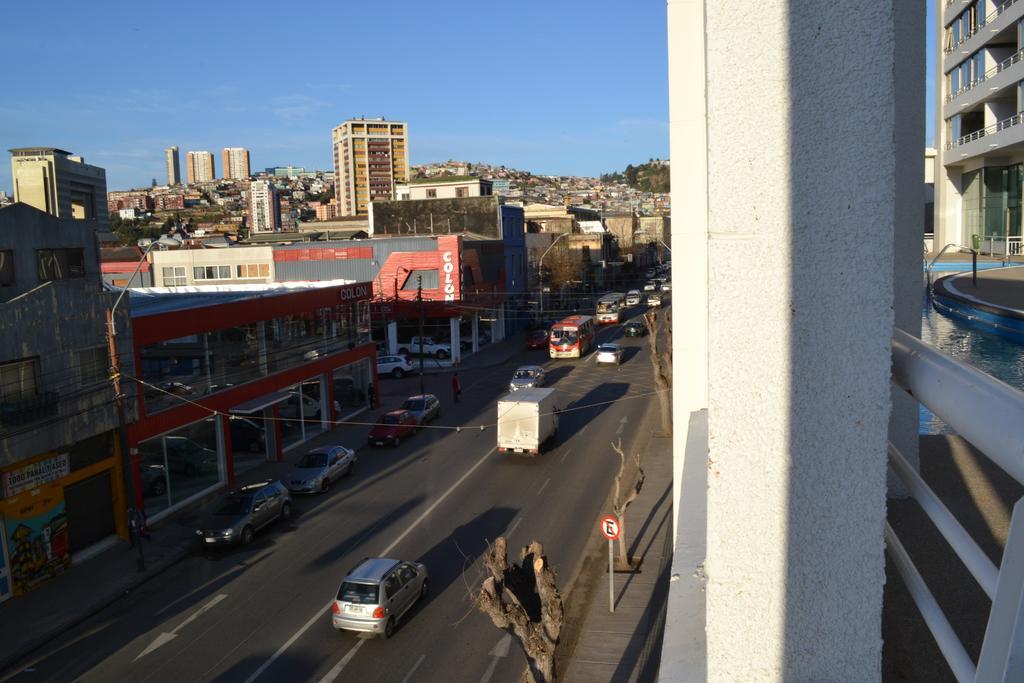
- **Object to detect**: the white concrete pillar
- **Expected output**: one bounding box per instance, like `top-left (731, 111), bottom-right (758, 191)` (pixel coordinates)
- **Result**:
top-left (693, 2), bottom-right (912, 678)
top-left (386, 322), bottom-right (398, 355)
top-left (449, 317), bottom-right (462, 365)
top-left (471, 314), bottom-right (479, 353)
top-left (493, 306), bottom-right (505, 342)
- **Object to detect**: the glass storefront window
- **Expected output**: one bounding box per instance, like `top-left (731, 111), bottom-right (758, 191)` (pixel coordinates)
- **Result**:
top-left (140, 301), bottom-right (371, 415)
top-left (333, 360), bottom-right (371, 414)
top-left (280, 377), bottom-right (327, 450)
top-left (138, 418), bottom-right (223, 516)
top-left (230, 416), bottom-right (268, 476)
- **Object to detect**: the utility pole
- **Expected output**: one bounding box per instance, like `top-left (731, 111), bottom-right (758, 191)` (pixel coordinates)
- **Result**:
top-left (417, 276), bottom-right (425, 395)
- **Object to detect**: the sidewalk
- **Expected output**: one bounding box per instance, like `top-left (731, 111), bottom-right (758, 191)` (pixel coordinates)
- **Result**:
top-left (563, 428), bottom-right (674, 683)
top-left (0, 332), bottom-right (529, 675)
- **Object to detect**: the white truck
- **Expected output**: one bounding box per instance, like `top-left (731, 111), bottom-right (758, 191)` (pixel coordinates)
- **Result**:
top-left (397, 336), bottom-right (452, 359)
top-left (496, 388), bottom-right (560, 456)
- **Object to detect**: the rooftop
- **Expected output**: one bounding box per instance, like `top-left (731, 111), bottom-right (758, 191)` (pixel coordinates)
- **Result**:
top-left (124, 279), bottom-right (355, 317)
top-left (407, 176), bottom-right (479, 185)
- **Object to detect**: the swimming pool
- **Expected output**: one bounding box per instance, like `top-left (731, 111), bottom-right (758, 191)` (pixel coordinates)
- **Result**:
top-left (920, 273), bottom-right (1024, 434)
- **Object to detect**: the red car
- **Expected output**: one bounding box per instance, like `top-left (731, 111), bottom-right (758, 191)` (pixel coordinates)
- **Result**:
top-left (368, 410), bottom-right (418, 447)
top-left (526, 329), bottom-right (549, 350)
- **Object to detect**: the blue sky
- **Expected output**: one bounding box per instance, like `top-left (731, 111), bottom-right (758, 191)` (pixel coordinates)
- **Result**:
top-left (0, 2), bottom-right (934, 193)
top-left (0, 0), bottom-right (669, 192)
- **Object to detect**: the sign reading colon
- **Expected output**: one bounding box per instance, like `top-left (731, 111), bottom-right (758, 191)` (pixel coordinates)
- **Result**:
top-left (442, 252), bottom-right (456, 301)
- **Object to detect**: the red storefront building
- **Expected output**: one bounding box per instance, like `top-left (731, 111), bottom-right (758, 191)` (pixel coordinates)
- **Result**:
top-left (126, 281), bottom-right (375, 520)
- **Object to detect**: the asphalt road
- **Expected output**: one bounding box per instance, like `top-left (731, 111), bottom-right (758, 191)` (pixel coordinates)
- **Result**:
top-left (3, 304), bottom-right (667, 683)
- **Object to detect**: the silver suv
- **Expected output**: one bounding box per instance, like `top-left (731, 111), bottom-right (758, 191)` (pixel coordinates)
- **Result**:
top-left (195, 480), bottom-right (292, 546)
top-left (331, 557), bottom-right (428, 638)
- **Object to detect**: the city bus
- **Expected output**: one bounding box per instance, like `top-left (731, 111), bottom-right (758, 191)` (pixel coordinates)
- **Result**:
top-left (596, 295), bottom-right (623, 324)
top-left (549, 315), bottom-right (596, 358)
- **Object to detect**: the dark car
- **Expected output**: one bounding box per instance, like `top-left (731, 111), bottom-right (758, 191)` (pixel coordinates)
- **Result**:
top-left (163, 436), bottom-right (218, 476)
top-left (623, 321), bottom-right (647, 337)
top-left (195, 480), bottom-right (292, 546)
top-left (526, 329), bottom-right (549, 350)
top-left (368, 410), bottom-right (418, 447)
top-left (402, 395), bottom-right (441, 425)
top-left (230, 418), bottom-right (266, 453)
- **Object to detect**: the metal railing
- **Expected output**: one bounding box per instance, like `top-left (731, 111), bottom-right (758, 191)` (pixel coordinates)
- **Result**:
top-left (945, 49), bottom-right (1024, 103)
top-left (889, 329), bottom-right (1024, 681)
top-left (944, 0), bottom-right (1024, 55)
top-left (978, 235), bottom-right (1024, 256)
top-left (946, 112), bottom-right (1024, 150)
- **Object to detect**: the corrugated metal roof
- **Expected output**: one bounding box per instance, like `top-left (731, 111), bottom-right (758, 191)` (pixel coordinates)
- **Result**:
top-left (127, 279), bottom-right (354, 317)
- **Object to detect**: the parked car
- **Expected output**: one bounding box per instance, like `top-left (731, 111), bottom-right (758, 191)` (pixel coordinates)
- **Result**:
top-left (644, 268), bottom-right (657, 279)
top-left (626, 290), bottom-right (642, 306)
top-left (596, 343), bottom-right (624, 365)
top-left (377, 355), bottom-right (414, 379)
top-left (140, 463), bottom-right (167, 497)
top-left (195, 480), bottom-right (292, 546)
top-left (331, 557), bottom-right (429, 638)
top-left (285, 445), bottom-right (356, 494)
top-left (398, 336), bottom-right (452, 359)
top-left (643, 281), bottom-right (658, 292)
top-left (526, 329), bottom-right (549, 350)
top-left (402, 394), bottom-right (441, 425)
top-left (368, 410), bottom-right (418, 447)
top-left (647, 293), bottom-right (663, 307)
top-left (660, 281), bottom-right (672, 292)
top-left (230, 418), bottom-right (266, 454)
top-left (623, 321), bottom-right (647, 337)
top-left (509, 365), bottom-right (547, 391)
top-left (163, 436), bottom-right (218, 476)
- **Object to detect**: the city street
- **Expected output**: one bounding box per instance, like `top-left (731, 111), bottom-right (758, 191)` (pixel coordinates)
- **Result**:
top-left (2, 306), bottom-right (667, 683)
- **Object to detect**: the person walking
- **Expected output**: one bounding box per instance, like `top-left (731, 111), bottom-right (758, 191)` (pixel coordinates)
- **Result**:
top-left (452, 372), bottom-right (462, 403)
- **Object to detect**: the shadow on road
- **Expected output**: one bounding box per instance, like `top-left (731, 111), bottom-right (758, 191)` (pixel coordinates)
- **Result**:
top-left (305, 495), bottom-right (425, 570)
top-left (558, 382), bottom-right (631, 442)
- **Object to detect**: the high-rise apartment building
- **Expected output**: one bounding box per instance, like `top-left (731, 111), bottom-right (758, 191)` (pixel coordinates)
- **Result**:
top-left (331, 118), bottom-right (409, 216)
top-left (165, 146), bottom-right (181, 185)
top-left (9, 147), bottom-right (109, 224)
top-left (186, 151), bottom-right (216, 184)
top-left (248, 180), bottom-right (281, 233)
top-left (222, 147), bottom-right (251, 179)
top-left (935, 1), bottom-right (1024, 251)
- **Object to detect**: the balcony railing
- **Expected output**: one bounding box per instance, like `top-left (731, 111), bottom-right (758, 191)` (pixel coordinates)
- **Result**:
top-left (890, 329), bottom-right (1024, 681)
top-left (945, 112), bottom-right (1024, 149)
top-left (944, 0), bottom-right (1023, 55)
top-left (945, 48), bottom-right (1024, 103)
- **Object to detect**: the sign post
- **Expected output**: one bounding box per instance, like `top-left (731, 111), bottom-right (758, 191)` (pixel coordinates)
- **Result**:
top-left (600, 515), bottom-right (621, 613)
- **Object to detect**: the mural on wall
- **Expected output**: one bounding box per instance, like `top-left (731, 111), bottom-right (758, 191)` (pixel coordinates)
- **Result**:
top-left (4, 486), bottom-right (71, 595)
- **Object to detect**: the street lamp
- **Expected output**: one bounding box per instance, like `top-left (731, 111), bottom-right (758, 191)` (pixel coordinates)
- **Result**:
top-left (538, 232), bottom-right (569, 320)
top-left (106, 235), bottom-right (180, 571)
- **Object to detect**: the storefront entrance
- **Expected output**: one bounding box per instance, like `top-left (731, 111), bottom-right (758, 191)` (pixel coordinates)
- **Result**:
top-left (64, 471), bottom-right (115, 554)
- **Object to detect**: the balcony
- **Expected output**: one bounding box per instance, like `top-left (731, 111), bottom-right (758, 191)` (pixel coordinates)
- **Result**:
top-left (945, 112), bottom-right (1024, 162)
top-left (943, 0), bottom-right (1024, 74)
top-left (943, 49), bottom-right (1024, 117)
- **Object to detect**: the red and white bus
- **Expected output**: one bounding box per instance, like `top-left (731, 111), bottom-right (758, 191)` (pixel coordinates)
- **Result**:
top-left (549, 315), bottom-right (596, 359)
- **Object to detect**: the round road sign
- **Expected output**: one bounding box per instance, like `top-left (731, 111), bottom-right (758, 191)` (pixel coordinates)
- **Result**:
top-left (600, 515), bottom-right (620, 541)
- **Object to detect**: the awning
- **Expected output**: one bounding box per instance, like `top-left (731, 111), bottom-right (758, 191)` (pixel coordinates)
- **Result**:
top-left (231, 391), bottom-right (292, 415)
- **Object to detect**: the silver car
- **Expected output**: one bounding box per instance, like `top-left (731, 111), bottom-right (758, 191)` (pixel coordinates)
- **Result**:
top-left (509, 365), bottom-right (546, 391)
top-left (401, 394), bottom-right (441, 425)
top-left (285, 445), bottom-right (356, 494)
top-left (331, 557), bottom-right (429, 638)
top-left (195, 481), bottom-right (292, 546)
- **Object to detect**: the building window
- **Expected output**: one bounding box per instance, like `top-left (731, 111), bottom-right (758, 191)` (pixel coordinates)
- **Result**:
top-left (0, 250), bottom-right (13, 286)
top-left (162, 266), bottom-right (187, 287)
top-left (193, 265), bottom-right (231, 281)
top-left (36, 248), bottom-right (85, 281)
top-left (77, 347), bottom-right (108, 386)
top-left (456, 187), bottom-right (469, 198)
top-left (426, 189), bottom-right (437, 199)
top-left (236, 263), bottom-right (270, 278)
top-left (0, 358), bottom-right (39, 403)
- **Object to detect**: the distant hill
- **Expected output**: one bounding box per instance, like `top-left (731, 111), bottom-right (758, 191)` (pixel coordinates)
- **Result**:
top-left (601, 160), bottom-right (670, 193)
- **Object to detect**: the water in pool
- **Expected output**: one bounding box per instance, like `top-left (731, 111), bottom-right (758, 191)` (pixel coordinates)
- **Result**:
top-left (920, 273), bottom-right (1024, 434)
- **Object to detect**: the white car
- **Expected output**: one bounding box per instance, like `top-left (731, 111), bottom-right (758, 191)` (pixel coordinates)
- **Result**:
top-left (660, 281), bottom-right (672, 292)
top-left (377, 355), bottom-right (414, 379)
top-left (643, 281), bottom-right (658, 292)
top-left (625, 290), bottom-right (641, 306)
top-left (596, 343), bottom-right (623, 365)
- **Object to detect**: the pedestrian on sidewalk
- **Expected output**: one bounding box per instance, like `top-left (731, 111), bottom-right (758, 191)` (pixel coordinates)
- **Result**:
top-left (127, 506), bottom-right (150, 548)
top-left (452, 372), bottom-right (462, 403)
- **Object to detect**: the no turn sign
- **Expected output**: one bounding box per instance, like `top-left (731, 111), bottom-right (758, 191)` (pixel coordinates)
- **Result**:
top-left (600, 515), bottom-right (620, 541)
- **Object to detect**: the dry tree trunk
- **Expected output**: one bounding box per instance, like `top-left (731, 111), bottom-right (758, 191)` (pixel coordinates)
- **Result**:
top-left (644, 310), bottom-right (673, 435)
top-left (611, 438), bottom-right (645, 570)
top-left (476, 537), bottom-right (563, 683)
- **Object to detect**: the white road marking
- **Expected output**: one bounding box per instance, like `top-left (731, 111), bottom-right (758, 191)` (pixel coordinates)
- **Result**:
top-left (135, 593), bottom-right (228, 660)
top-left (316, 639), bottom-right (366, 683)
top-left (559, 447), bottom-right (573, 463)
top-left (537, 478), bottom-right (550, 496)
top-left (246, 446), bottom-right (498, 683)
top-left (400, 654), bottom-right (427, 683)
top-left (506, 517), bottom-right (522, 537)
top-left (479, 633), bottom-right (513, 683)
top-left (616, 415), bottom-right (628, 435)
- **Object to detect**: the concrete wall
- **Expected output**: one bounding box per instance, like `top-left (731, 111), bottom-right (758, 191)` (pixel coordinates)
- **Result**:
top-left (662, 1), bottom-right (917, 678)
top-left (150, 246), bottom-right (275, 286)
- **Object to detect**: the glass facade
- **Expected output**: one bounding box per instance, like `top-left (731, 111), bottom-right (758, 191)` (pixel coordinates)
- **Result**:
top-left (139, 417), bottom-right (223, 516)
top-left (333, 359), bottom-right (372, 413)
top-left (962, 165), bottom-right (1023, 240)
top-left (140, 301), bottom-right (370, 415)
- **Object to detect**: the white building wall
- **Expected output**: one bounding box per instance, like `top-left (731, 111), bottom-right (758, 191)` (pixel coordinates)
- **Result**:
top-left (150, 246), bottom-right (274, 286)
top-left (661, 1), bottom-right (915, 679)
